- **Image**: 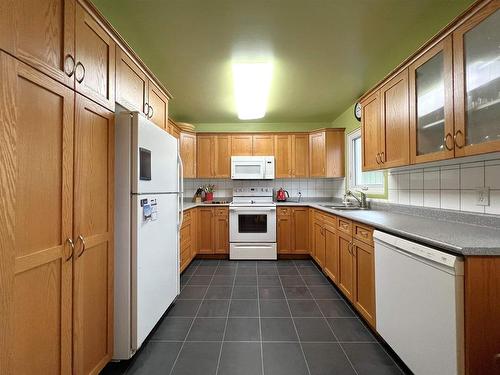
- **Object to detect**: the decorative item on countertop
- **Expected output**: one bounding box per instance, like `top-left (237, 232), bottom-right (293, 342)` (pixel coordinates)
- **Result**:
top-left (203, 184), bottom-right (216, 202)
top-left (193, 187), bottom-right (204, 203)
top-left (276, 187), bottom-right (289, 202)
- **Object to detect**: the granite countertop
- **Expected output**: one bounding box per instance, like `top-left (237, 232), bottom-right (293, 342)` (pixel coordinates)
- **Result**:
top-left (183, 201), bottom-right (231, 210)
top-left (182, 198), bottom-right (500, 256)
top-left (276, 201), bottom-right (500, 256)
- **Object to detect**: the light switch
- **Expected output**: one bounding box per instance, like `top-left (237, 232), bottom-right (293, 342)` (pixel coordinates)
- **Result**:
top-left (476, 187), bottom-right (490, 206)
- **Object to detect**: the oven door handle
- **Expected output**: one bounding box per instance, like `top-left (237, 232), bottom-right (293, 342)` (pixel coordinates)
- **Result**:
top-left (229, 207), bottom-right (276, 211)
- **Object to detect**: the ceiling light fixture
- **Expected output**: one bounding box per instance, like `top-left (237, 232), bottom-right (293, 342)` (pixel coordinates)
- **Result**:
top-left (232, 62), bottom-right (273, 120)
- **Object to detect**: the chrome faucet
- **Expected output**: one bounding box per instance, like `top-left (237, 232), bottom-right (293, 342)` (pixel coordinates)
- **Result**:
top-left (344, 190), bottom-right (368, 209)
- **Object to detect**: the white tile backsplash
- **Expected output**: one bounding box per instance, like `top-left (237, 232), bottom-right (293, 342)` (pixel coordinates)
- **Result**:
top-left (184, 178), bottom-right (345, 200)
top-left (388, 158), bottom-right (500, 215)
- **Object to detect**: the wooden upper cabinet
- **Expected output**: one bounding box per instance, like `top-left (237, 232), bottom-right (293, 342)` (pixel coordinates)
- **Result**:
top-left (214, 135), bottom-right (232, 178)
top-left (292, 134), bottom-right (310, 177)
top-left (274, 135), bottom-right (292, 178)
top-left (115, 47), bottom-right (148, 115)
top-left (148, 81), bottom-right (169, 130)
top-left (379, 69), bottom-right (410, 169)
top-left (409, 36), bottom-right (454, 164)
top-left (309, 129), bottom-right (345, 178)
top-left (75, 3), bottom-right (115, 111)
top-left (310, 131), bottom-right (326, 177)
top-left (73, 94), bottom-right (114, 375)
top-left (1, 53), bottom-right (74, 375)
top-left (0, 0), bottom-right (76, 88)
top-left (180, 132), bottom-right (197, 178)
top-left (231, 134), bottom-right (253, 156)
top-left (453, 1), bottom-right (500, 158)
top-left (361, 91), bottom-right (381, 171)
top-left (196, 135), bottom-right (213, 178)
top-left (353, 239), bottom-right (376, 328)
top-left (252, 134), bottom-right (274, 155)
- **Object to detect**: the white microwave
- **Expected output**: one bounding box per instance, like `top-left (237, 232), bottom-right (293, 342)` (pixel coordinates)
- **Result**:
top-left (231, 156), bottom-right (275, 180)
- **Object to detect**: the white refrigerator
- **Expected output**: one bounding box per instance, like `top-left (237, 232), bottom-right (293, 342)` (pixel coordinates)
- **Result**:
top-left (113, 109), bottom-right (183, 360)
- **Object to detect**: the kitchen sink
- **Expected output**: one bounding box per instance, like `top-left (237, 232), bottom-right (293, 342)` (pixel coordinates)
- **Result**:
top-left (320, 204), bottom-right (366, 211)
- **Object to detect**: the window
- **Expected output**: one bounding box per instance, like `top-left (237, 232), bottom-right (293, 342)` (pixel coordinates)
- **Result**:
top-left (347, 129), bottom-right (385, 195)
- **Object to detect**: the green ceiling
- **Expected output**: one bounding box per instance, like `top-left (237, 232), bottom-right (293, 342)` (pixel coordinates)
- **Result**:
top-left (92, 0), bottom-right (474, 124)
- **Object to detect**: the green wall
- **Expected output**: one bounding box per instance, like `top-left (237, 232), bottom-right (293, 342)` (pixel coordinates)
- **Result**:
top-left (194, 122), bottom-right (331, 132)
top-left (330, 104), bottom-right (360, 134)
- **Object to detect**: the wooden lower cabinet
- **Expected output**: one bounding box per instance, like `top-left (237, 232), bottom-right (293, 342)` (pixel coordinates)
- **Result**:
top-left (277, 207), bottom-right (309, 254)
top-left (323, 220), bottom-right (338, 284)
top-left (197, 207), bottom-right (229, 255)
top-left (180, 209), bottom-right (197, 272)
top-left (352, 239), bottom-right (376, 327)
top-left (337, 231), bottom-right (355, 302)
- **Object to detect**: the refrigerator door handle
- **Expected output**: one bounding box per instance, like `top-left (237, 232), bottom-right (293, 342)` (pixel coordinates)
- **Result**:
top-left (177, 152), bottom-right (184, 230)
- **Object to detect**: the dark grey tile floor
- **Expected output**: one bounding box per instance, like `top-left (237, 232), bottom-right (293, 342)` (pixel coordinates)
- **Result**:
top-left (102, 259), bottom-right (410, 375)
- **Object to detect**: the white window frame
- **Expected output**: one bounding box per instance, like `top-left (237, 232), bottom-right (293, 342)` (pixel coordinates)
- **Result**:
top-left (347, 128), bottom-right (385, 195)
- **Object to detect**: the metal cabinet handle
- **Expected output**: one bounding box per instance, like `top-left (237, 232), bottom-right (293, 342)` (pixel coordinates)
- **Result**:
top-left (64, 55), bottom-right (75, 77)
top-left (144, 102), bottom-right (150, 115)
top-left (380, 152), bottom-right (385, 163)
top-left (454, 130), bottom-right (464, 149)
top-left (75, 62), bottom-right (86, 83)
top-left (65, 238), bottom-right (75, 262)
top-left (148, 105), bottom-right (154, 119)
top-left (376, 153), bottom-right (381, 164)
top-left (77, 235), bottom-right (86, 258)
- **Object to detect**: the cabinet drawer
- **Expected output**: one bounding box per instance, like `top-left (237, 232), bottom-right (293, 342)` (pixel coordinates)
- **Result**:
top-left (323, 212), bottom-right (336, 227)
top-left (353, 222), bottom-right (373, 245)
top-left (313, 210), bottom-right (326, 222)
top-left (278, 207), bottom-right (292, 216)
top-left (215, 207), bottom-right (228, 216)
top-left (337, 217), bottom-right (352, 234)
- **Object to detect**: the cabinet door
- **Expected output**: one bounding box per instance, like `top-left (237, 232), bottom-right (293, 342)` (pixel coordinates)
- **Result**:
top-left (180, 133), bottom-right (197, 178)
top-left (73, 95), bottom-right (114, 375)
top-left (292, 134), bottom-right (309, 177)
top-left (277, 208), bottom-right (292, 254)
top-left (214, 135), bottom-right (232, 178)
top-left (190, 209), bottom-right (198, 259)
top-left (197, 208), bottom-right (214, 254)
top-left (409, 36), bottom-right (454, 164)
top-left (0, 54), bottom-right (74, 375)
top-left (116, 47), bottom-right (148, 115)
top-left (353, 240), bottom-right (376, 327)
top-left (148, 81), bottom-right (169, 130)
top-left (75, 3), bottom-right (115, 111)
top-left (380, 69), bottom-right (410, 168)
top-left (214, 208), bottom-right (229, 254)
top-left (453, 2), bottom-right (500, 157)
top-left (253, 134), bottom-right (274, 155)
top-left (231, 134), bottom-right (253, 156)
top-left (0, 0), bottom-right (76, 88)
top-left (361, 91), bottom-right (382, 171)
top-left (309, 131), bottom-right (326, 177)
top-left (196, 135), bottom-right (214, 178)
top-left (292, 208), bottom-right (309, 254)
top-left (337, 232), bottom-right (354, 302)
top-left (180, 218), bottom-right (193, 273)
top-left (312, 220), bottom-right (325, 267)
top-left (323, 223), bottom-right (338, 284)
top-left (274, 134), bottom-right (292, 178)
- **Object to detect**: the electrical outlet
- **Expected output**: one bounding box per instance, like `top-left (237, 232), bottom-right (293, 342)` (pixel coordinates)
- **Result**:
top-left (476, 187), bottom-right (490, 206)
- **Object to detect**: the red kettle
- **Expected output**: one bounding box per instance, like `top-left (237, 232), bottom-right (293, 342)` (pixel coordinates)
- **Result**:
top-left (276, 188), bottom-right (289, 202)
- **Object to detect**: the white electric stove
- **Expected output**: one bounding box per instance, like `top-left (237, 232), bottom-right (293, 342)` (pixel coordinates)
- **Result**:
top-left (229, 187), bottom-right (277, 260)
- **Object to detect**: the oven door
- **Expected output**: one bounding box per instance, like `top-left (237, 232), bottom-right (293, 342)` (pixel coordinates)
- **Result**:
top-left (229, 206), bottom-right (276, 243)
top-left (231, 159), bottom-right (265, 179)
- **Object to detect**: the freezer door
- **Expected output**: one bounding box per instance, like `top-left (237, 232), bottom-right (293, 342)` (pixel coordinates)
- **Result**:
top-left (131, 193), bottom-right (179, 352)
top-left (132, 113), bottom-right (179, 194)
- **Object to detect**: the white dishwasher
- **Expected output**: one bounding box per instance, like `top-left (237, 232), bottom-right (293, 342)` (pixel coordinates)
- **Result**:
top-left (374, 231), bottom-right (464, 375)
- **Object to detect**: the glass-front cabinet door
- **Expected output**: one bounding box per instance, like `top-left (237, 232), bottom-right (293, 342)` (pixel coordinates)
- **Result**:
top-left (409, 36), bottom-right (454, 163)
top-left (454, 2), bottom-right (500, 157)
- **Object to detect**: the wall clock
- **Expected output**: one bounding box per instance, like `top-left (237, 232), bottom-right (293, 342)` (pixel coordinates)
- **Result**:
top-left (354, 102), bottom-right (362, 121)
